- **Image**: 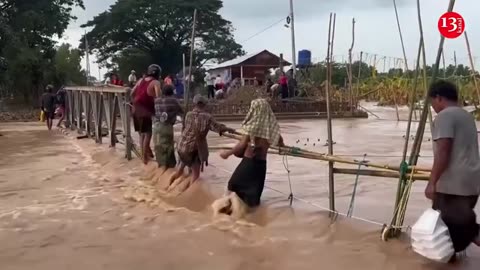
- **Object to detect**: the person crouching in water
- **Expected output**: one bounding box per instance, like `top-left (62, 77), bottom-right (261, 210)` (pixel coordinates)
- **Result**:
top-left (153, 84), bottom-right (184, 170)
top-left (132, 64), bottom-right (162, 164)
top-left (170, 94), bottom-right (234, 184)
top-left (220, 98), bottom-right (284, 208)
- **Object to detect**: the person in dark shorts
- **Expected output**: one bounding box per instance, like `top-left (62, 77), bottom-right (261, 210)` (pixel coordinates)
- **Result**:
top-left (220, 98), bottom-right (284, 208)
top-left (41, 85), bottom-right (56, 131)
top-left (170, 94), bottom-right (233, 184)
top-left (426, 80), bottom-right (480, 258)
top-left (153, 84), bottom-right (184, 169)
top-left (131, 64), bottom-right (162, 164)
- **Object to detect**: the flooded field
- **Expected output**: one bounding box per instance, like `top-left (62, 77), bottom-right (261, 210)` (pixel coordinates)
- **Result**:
top-left (0, 103), bottom-right (479, 269)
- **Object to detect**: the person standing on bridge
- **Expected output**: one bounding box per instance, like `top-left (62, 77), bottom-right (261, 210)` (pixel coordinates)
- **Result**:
top-left (128, 70), bottom-right (137, 87)
top-left (153, 84), bottom-right (184, 170)
top-left (220, 98), bottom-right (285, 208)
top-left (425, 80), bottom-right (480, 255)
top-left (169, 95), bottom-right (234, 184)
top-left (131, 64), bottom-right (162, 164)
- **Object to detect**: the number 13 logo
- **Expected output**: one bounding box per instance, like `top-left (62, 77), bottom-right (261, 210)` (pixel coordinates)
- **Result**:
top-left (438, 12), bottom-right (465, 39)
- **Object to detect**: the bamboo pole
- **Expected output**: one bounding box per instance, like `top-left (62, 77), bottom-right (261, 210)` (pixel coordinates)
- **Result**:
top-left (400, 39), bottom-right (423, 168)
top-left (333, 168), bottom-right (429, 181)
top-left (416, 0), bottom-right (434, 132)
top-left (348, 18), bottom-right (356, 114)
top-left (393, 0), bottom-right (409, 72)
top-left (391, 0), bottom-right (456, 234)
top-left (355, 51), bottom-right (363, 109)
top-left (409, 0), bottom-right (455, 166)
top-left (464, 31), bottom-right (480, 108)
top-left (185, 9), bottom-right (197, 112)
top-left (441, 50), bottom-right (447, 78)
top-left (221, 133), bottom-right (431, 173)
top-left (326, 12), bottom-right (337, 215)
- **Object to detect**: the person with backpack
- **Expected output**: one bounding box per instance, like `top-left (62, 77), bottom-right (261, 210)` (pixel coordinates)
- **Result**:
top-left (131, 64), bottom-right (162, 164)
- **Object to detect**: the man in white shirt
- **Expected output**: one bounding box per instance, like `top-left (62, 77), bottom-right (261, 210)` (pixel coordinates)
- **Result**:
top-left (205, 73), bottom-right (215, 99)
top-left (128, 70), bottom-right (137, 87)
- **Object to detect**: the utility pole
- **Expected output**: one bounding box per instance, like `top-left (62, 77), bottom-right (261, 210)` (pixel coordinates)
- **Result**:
top-left (289, 0), bottom-right (297, 78)
top-left (185, 9), bottom-right (197, 112)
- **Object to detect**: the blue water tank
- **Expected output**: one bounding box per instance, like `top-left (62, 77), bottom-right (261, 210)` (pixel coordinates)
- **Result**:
top-left (298, 50), bottom-right (312, 67)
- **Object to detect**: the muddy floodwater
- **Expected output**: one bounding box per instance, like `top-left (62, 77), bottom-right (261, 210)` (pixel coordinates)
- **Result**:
top-left (0, 103), bottom-right (479, 270)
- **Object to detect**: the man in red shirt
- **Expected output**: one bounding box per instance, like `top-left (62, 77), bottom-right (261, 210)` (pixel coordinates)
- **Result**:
top-left (131, 64), bottom-right (162, 164)
top-left (279, 72), bottom-right (288, 100)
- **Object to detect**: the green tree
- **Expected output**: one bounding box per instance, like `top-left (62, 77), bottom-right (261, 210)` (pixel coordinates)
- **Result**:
top-left (47, 44), bottom-right (86, 87)
top-left (81, 0), bottom-right (244, 78)
top-left (0, 0), bottom-right (84, 104)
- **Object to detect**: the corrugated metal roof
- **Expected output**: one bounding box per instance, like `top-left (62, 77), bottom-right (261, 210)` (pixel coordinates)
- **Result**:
top-left (207, 50), bottom-right (265, 71)
top-left (207, 50), bottom-right (290, 71)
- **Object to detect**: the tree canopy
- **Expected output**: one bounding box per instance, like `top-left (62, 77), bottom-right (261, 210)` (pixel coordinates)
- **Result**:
top-left (0, 0), bottom-right (84, 104)
top-left (81, 0), bottom-right (245, 79)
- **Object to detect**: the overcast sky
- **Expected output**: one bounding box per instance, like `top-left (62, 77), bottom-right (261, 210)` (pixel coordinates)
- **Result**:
top-left (60, 0), bottom-right (479, 79)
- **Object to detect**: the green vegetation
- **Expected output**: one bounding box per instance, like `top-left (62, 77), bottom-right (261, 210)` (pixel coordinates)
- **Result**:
top-left (296, 61), bottom-right (479, 106)
top-left (0, 0), bottom-right (86, 105)
top-left (81, 0), bottom-right (244, 80)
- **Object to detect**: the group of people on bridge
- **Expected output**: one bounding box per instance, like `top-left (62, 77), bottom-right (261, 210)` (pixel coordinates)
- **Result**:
top-left (131, 64), bottom-right (285, 209)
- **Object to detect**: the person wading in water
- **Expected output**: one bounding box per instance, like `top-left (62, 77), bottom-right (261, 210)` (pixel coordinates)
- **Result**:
top-left (220, 98), bottom-right (285, 208)
top-left (131, 64), bottom-right (162, 164)
top-left (426, 80), bottom-right (480, 259)
top-left (153, 84), bottom-right (184, 170)
top-left (170, 94), bottom-right (234, 184)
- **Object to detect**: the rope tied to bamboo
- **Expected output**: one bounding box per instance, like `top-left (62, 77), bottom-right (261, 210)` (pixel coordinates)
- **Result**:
top-left (382, 165), bottom-right (415, 241)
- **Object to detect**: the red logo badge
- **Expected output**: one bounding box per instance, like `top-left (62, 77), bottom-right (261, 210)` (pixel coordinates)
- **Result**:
top-left (438, 12), bottom-right (465, 39)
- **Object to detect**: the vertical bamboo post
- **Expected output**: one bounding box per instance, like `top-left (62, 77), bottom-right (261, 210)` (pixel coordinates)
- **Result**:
top-left (441, 50), bottom-right (447, 78)
top-left (409, 0), bottom-right (456, 172)
top-left (464, 31), bottom-right (480, 107)
top-left (391, 0), bottom-right (456, 237)
top-left (354, 51), bottom-right (363, 109)
top-left (418, 0), bottom-right (434, 130)
top-left (325, 12), bottom-right (336, 216)
top-left (185, 9), bottom-right (197, 112)
top-left (348, 18), bottom-right (356, 114)
top-left (125, 90), bottom-right (133, 160)
top-left (453, 51), bottom-right (462, 102)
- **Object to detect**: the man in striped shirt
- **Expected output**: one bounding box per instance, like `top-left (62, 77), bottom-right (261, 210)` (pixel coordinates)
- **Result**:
top-left (169, 94), bottom-right (234, 183)
top-left (153, 84), bottom-right (183, 169)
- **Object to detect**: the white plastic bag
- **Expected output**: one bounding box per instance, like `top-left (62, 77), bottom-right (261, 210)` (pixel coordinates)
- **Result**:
top-left (411, 208), bottom-right (454, 263)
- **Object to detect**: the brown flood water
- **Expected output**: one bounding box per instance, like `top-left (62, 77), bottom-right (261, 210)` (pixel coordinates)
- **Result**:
top-left (0, 103), bottom-right (479, 270)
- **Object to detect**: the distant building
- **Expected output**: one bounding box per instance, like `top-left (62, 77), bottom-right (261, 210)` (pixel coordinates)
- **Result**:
top-left (207, 50), bottom-right (291, 86)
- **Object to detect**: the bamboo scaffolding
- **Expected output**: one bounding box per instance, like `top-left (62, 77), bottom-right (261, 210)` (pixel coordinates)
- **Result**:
top-left (390, 0), bottom-right (456, 237)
